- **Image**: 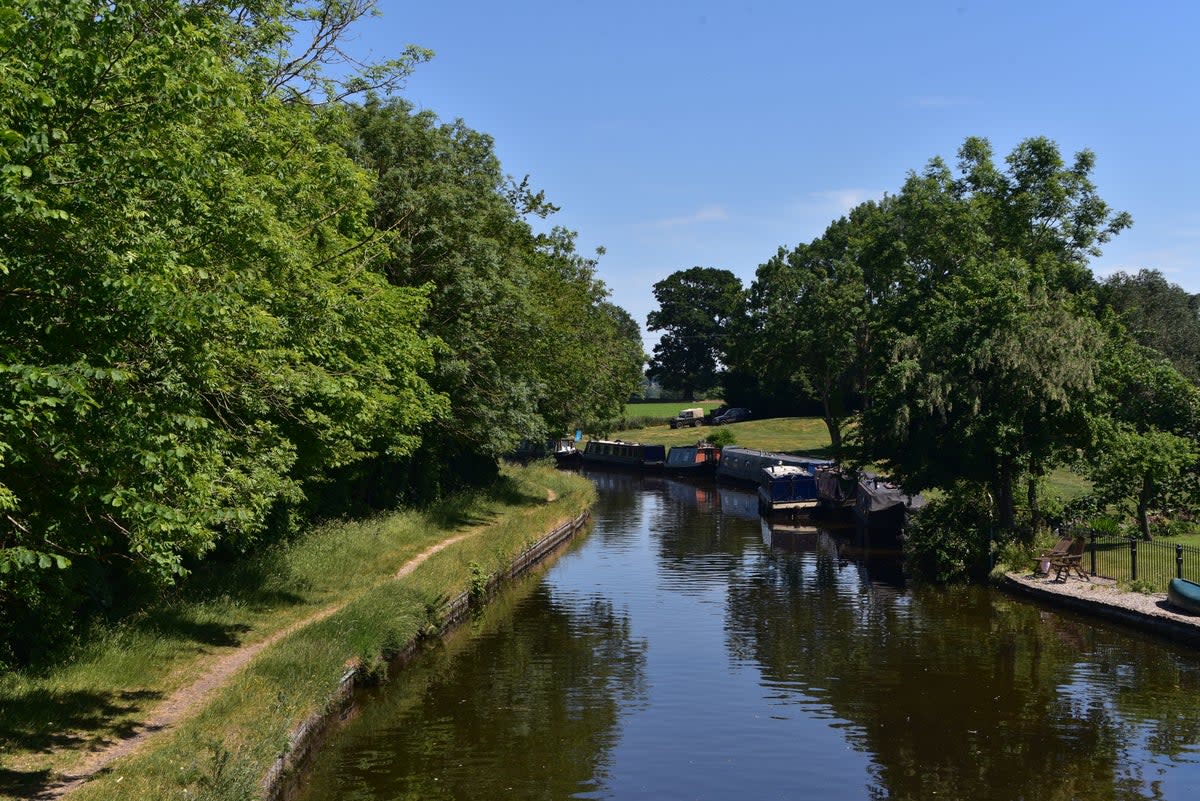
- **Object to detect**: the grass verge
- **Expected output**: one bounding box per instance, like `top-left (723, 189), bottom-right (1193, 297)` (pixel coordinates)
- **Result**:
top-left (0, 463), bottom-right (594, 801)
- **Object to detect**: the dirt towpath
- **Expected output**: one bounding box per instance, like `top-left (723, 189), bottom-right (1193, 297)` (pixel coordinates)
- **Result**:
top-left (39, 529), bottom-right (481, 800)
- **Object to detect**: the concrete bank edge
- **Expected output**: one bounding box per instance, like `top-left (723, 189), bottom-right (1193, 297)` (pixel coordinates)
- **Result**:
top-left (1000, 572), bottom-right (1200, 648)
top-left (260, 509), bottom-right (592, 801)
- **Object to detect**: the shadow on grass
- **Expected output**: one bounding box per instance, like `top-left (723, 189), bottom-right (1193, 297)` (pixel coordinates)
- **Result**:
top-left (0, 687), bottom-right (164, 797)
top-left (177, 551), bottom-right (307, 612)
top-left (134, 610), bottom-right (253, 648)
top-left (779, 445), bottom-right (836, 459)
top-left (0, 766), bottom-right (52, 800)
top-left (424, 475), bottom-right (543, 530)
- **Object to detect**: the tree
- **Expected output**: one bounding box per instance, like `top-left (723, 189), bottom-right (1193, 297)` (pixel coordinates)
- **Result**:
top-left (645, 267), bottom-right (743, 399)
top-left (0, 0), bottom-right (443, 663)
top-left (1097, 269), bottom-right (1200, 383)
top-left (734, 202), bottom-right (892, 455)
top-left (1087, 338), bottom-right (1200, 538)
top-left (526, 230), bottom-right (645, 437)
top-left (859, 137), bottom-right (1129, 533)
top-left (345, 98), bottom-right (644, 460)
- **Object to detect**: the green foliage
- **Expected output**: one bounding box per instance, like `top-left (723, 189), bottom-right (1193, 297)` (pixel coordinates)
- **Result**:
top-left (345, 99), bottom-right (642, 456)
top-left (0, 0), bottom-right (446, 664)
top-left (1098, 269), bottom-right (1200, 382)
top-left (646, 267), bottom-right (744, 398)
top-left (705, 428), bottom-right (737, 448)
top-left (0, 3), bottom-right (645, 662)
top-left (851, 138), bottom-right (1128, 531)
top-left (1087, 337), bottom-right (1200, 538)
top-left (903, 482), bottom-right (995, 584)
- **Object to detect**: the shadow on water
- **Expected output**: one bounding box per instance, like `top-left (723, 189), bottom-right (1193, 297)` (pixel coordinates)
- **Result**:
top-left (295, 556), bottom-right (648, 801)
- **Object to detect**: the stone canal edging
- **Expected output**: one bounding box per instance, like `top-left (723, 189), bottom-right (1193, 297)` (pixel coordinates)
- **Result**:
top-left (1000, 571), bottom-right (1200, 649)
top-left (260, 509), bottom-right (592, 801)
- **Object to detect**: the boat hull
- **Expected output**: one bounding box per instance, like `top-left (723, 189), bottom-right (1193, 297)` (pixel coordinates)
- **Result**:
top-left (1167, 578), bottom-right (1200, 615)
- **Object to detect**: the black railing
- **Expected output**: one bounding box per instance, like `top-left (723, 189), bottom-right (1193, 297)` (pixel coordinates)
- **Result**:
top-left (1082, 530), bottom-right (1200, 589)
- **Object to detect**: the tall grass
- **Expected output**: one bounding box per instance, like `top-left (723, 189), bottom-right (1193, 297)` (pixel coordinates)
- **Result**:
top-left (0, 464), bottom-right (594, 801)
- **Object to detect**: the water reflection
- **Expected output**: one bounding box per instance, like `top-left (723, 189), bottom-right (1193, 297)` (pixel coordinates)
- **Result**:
top-left (297, 471), bottom-right (1200, 801)
top-left (296, 576), bottom-right (647, 801)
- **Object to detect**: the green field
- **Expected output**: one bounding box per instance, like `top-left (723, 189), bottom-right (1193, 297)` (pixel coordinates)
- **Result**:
top-left (623, 400), bottom-right (722, 418)
top-left (611, 415), bottom-right (834, 455)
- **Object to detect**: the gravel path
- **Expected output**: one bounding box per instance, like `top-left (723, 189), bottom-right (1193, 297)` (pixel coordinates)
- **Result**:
top-left (1002, 570), bottom-right (1200, 646)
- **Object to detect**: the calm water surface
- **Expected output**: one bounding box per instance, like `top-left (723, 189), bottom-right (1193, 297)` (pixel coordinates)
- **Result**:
top-left (296, 471), bottom-right (1200, 800)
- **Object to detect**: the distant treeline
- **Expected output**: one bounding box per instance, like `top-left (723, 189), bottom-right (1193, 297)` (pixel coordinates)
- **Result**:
top-left (0, 2), bottom-right (643, 666)
top-left (645, 139), bottom-right (1200, 580)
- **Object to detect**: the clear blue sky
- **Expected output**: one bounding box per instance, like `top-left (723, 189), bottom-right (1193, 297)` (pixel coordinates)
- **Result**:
top-left (344, 1), bottom-right (1200, 352)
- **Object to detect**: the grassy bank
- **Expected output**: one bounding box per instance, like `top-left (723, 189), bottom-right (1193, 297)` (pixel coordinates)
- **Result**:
top-left (0, 463), bottom-right (594, 801)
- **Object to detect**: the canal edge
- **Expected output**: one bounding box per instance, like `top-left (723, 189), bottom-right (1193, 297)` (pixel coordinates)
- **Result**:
top-left (259, 509), bottom-right (592, 801)
top-left (999, 572), bottom-right (1200, 648)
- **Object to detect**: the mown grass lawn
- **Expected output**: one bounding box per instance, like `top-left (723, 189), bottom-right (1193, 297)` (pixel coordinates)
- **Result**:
top-left (623, 400), bottom-right (723, 419)
top-left (610, 415), bottom-right (834, 455)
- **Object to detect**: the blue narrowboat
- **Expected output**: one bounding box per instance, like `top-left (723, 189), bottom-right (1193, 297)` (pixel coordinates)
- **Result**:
top-left (757, 463), bottom-right (822, 514)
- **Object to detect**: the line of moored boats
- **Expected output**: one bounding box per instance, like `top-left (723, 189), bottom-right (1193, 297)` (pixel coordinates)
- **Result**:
top-left (554, 438), bottom-right (925, 528)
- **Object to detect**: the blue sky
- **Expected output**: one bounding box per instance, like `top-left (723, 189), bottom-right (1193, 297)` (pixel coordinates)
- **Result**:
top-left (343, 1), bottom-right (1200, 352)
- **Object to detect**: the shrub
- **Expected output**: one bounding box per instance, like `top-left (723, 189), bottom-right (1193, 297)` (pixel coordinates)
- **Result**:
top-left (706, 429), bottom-right (737, 448)
top-left (903, 481), bottom-right (995, 584)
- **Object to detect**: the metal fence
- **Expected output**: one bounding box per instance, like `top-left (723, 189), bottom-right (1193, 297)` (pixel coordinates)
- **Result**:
top-left (1082, 530), bottom-right (1200, 590)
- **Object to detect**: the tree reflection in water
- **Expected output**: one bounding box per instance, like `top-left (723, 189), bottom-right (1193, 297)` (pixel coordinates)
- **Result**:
top-left (298, 472), bottom-right (1200, 801)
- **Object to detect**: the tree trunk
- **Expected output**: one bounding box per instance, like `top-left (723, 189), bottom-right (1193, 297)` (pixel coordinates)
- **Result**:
top-left (994, 460), bottom-right (1016, 532)
top-left (1137, 473), bottom-right (1153, 540)
top-left (820, 388), bottom-right (840, 455)
top-left (1027, 475), bottom-right (1040, 533)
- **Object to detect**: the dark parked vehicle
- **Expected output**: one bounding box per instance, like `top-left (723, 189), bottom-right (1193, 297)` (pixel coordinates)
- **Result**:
top-left (711, 407), bottom-right (751, 425)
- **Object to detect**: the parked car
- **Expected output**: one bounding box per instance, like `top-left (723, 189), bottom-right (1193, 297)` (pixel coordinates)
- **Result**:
top-left (711, 407), bottom-right (751, 425)
top-left (670, 407), bottom-right (706, 429)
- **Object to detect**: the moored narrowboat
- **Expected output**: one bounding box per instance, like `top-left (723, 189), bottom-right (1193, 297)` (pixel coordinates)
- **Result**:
top-left (582, 439), bottom-right (666, 470)
top-left (552, 438), bottom-right (582, 467)
top-left (716, 446), bottom-right (832, 485)
top-left (757, 463), bottom-right (822, 514)
top-left (853, 475), bottom-right (926, 528)
top-left (815, 465), bottom-right (858, 513)
top-left (664, 442), bottom-right (721, 475)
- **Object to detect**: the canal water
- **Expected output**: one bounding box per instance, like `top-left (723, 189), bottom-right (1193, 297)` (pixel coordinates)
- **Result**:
top-left (296, 471), bottom-right (1200, 800)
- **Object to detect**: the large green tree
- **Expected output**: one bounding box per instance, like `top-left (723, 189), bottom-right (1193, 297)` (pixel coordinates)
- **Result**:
top-left (860, 137), bottom-right (1129, 532)
top-left (646, 267), bottom-right (743, 399)
top-left (0, 0), bottom-right (442, 662)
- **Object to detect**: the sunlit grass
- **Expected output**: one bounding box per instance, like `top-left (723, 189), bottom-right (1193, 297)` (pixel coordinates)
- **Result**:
top-left (610, 415), bottom-right (834, 456)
